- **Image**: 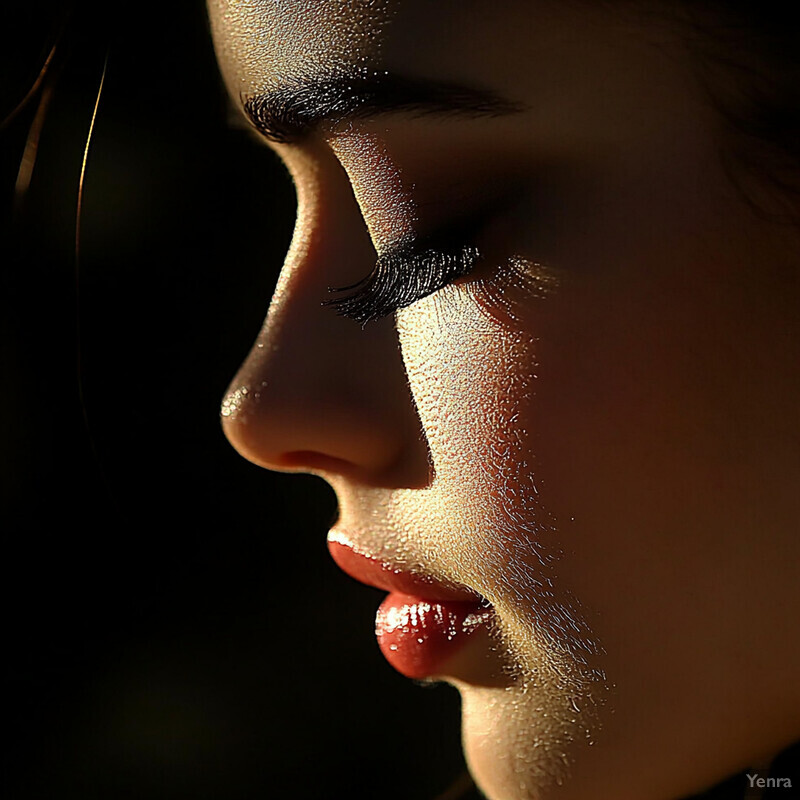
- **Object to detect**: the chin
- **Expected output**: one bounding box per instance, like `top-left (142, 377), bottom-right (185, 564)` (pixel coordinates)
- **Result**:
top-left (456, 677), bottom-right (609, 800)
top-left (460, 685), bottom-right (558, 800)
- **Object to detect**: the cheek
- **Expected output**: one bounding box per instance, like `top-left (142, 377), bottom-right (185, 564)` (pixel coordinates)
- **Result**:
top-left (396, 289), bottom-right (608, 665)
top-left (528, 257), bottom-right (770, 626)
top-left (395, 293), bottom-right (578, 653)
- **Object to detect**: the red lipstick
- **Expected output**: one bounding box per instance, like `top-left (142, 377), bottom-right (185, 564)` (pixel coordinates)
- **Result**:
top-left (328, 531), bottom-right (504, 683)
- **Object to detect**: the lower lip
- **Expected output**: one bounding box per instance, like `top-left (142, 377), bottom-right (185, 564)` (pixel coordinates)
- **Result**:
top-left (376, 592), bottom-right (493, 680)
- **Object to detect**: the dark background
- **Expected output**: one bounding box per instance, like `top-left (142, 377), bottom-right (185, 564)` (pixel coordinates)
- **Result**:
top-left (2, 3), bottom-right (467, 798)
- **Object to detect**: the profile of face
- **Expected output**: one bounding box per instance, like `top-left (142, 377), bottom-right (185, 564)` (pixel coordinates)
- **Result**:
top-left (208, 2), bottom-right (800, 798)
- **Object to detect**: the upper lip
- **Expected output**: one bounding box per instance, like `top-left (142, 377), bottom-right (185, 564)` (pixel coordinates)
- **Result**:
top-left (327, 529), bottom-right (485, 604)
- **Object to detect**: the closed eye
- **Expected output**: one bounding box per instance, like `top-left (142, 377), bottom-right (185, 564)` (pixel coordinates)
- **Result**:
top-left (323, 241), bottom-right (482, 325)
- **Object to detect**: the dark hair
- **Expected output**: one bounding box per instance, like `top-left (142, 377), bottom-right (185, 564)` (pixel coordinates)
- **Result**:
top-left (673, 2), bottom-right (800, 215)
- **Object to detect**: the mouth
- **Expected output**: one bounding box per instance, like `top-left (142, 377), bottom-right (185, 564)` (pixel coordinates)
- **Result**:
top-left (327, 530), bottom-right (509, 686)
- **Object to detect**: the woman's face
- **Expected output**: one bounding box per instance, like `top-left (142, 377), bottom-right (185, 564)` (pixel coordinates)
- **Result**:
top-left (208, 2), bottom-right (800, 798)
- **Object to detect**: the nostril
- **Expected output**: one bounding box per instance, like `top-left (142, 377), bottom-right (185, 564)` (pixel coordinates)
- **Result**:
top-left (278, 451), bottom-right (356, 474)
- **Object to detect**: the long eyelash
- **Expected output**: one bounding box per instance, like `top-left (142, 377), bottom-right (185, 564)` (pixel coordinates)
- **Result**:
top-left (324, 243), bottom-right (481, 325)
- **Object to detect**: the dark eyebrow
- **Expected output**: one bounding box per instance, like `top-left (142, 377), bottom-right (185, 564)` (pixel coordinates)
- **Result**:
top-left (241, 73), bottom-right (523, 144)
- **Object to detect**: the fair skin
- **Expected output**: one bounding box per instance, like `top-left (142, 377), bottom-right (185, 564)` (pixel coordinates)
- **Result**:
top-left (208, 1), bottom-right (800, 798)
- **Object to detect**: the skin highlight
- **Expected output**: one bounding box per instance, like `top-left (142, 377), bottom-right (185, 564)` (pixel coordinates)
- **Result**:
top-left (209, 2), bottom-right (800, 798)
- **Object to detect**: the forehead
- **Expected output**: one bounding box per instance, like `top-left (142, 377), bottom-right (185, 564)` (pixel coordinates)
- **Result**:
top-left (207, 1), bottom-right (686, 105)
top-left (207, 0), bottom-right (552, 101)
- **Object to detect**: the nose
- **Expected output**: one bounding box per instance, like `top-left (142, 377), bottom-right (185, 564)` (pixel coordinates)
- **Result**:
top-left (221, 162), bottom-right (431, 489)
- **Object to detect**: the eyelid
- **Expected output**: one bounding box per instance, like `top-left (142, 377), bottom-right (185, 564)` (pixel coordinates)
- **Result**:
top-left (324, 240), bottom-right (482, 325)
top-left (323, 183), bottom-right (535, 325)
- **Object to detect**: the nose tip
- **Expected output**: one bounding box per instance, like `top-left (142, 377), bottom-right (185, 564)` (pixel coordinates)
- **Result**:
top-left (220, 308), bottom-right (432, 488)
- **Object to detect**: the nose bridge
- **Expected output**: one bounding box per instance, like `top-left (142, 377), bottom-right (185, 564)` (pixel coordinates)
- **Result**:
top-left (221, 169), bottom-right (431, 488)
